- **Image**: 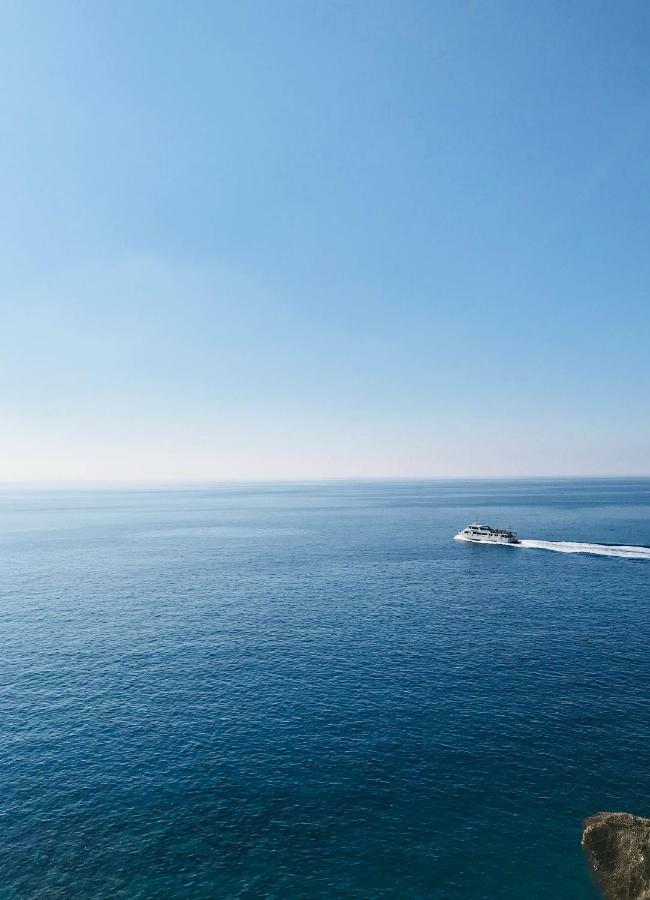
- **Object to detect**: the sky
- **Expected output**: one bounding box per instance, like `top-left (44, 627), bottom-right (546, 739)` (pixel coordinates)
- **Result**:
top-left (1, 0), bottom-right (649, 480)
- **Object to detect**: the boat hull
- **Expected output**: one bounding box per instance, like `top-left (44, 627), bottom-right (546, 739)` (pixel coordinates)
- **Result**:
top-left (454, 533), bottom-right (520, 545)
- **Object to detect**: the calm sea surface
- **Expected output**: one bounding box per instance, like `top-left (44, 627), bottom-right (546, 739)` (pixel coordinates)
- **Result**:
top-left (2, 479), bottom-right (650, 898)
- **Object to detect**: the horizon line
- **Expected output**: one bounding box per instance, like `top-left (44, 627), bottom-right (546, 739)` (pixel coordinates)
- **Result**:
top-left (1, 474), bottom-right (650, 489)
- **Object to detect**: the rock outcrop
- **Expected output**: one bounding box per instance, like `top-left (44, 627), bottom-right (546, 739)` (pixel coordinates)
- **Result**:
top-left (582, 812), bottom-right (650, 899)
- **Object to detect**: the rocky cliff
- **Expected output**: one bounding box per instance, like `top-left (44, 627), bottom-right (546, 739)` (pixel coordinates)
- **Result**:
top-left (582, 812), bottom-right (650, 899)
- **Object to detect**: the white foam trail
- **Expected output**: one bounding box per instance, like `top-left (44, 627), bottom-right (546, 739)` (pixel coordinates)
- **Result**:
top-left (518, 539), bottom-right (650, 560)
top-left (455, 533), bottom-right (650, 560)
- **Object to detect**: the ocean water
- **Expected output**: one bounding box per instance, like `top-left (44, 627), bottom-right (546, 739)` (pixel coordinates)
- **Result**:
top-left (2, 479), bottom-right (650, 899)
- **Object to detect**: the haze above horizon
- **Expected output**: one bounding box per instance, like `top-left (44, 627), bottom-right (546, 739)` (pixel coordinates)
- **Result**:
top-left (2, 1), bottom-right (649, 481)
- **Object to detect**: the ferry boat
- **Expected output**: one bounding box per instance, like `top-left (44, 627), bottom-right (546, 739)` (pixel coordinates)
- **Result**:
top-left (455, 523), bottom-right (520, 545)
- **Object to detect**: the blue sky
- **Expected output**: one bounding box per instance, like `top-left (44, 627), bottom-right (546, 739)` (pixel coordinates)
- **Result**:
top-left (2, 0), bottom-right (649, 479)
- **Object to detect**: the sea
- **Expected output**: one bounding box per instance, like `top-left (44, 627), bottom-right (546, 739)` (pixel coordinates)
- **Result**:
top-left (2, 478), bottom-right (649, 899)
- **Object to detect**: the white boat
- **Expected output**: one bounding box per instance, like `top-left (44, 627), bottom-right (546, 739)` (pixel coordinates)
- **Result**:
top-left (455, 523), bottom-right (519, 545)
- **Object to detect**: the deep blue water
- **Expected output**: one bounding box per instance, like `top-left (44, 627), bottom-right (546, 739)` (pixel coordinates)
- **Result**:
top-left (1, 479), bottom-right (650, 898)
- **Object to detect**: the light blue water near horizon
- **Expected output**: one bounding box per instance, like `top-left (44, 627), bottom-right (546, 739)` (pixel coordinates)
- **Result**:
top-left (1, 479), bottom-right (650, 898)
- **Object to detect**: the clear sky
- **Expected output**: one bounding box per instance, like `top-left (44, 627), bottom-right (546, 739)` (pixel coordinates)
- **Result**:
top-left (2, 0), bottom-right (649, 480)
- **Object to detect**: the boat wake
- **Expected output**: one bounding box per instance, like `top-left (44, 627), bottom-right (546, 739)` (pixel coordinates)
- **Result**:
top-left (517, 539), bottom-right (650, 560)
top-left (455, 533), bottom-right (650, 560)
